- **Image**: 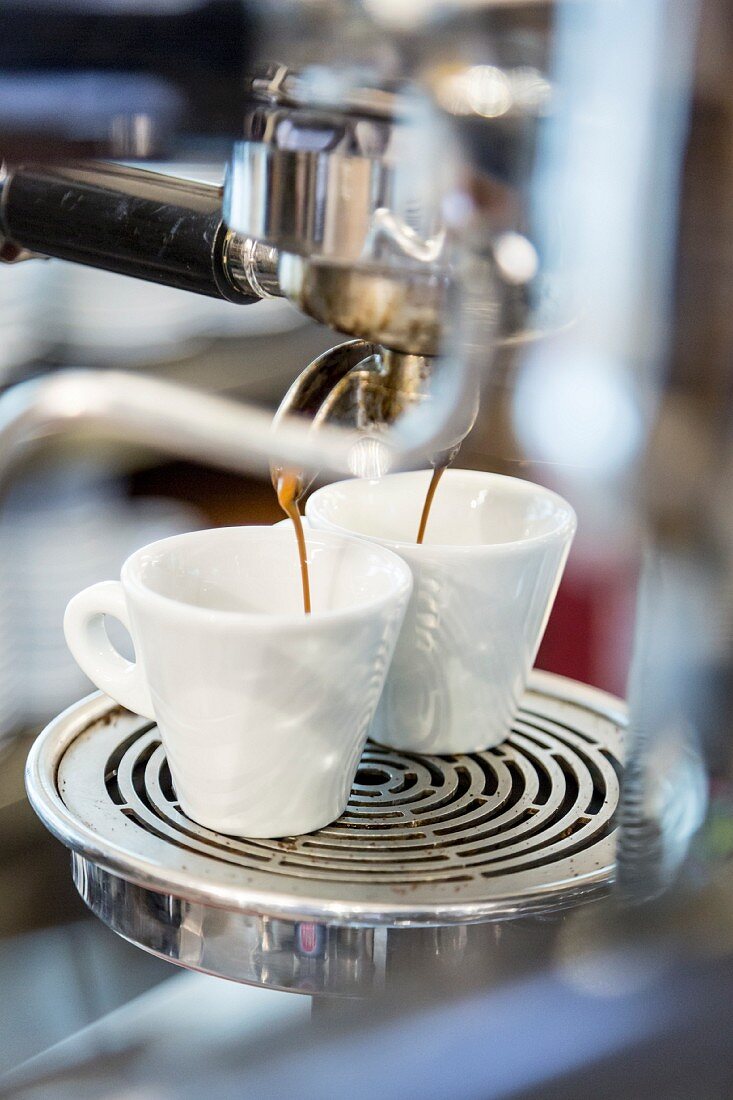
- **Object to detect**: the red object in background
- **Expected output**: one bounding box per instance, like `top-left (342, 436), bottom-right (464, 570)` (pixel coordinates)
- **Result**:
top-left (535, 556), bottom-right (639, 700)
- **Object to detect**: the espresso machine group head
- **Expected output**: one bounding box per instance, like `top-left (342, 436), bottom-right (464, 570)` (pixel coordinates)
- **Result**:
top-left (0, 1), bottom-right (549, 491)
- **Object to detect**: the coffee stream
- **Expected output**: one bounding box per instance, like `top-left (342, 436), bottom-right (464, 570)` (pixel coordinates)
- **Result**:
top-left (276, 461), bottom-right (447, 613)
top-left (276, 471), bottom-right (312, 614)
top-left (416, 465), bottom-right (447, 545)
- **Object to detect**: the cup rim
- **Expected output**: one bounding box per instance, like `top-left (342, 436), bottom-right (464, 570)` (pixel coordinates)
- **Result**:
top-left (305, 469), bottom-right (577, 555)
top-left (120, 525), bottom-right (413, 628)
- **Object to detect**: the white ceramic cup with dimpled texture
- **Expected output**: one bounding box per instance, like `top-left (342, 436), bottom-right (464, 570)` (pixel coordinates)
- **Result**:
top-left (63, 525), bottom-right (412, 837)
top-left (306, 470), bottom-right (576, 755)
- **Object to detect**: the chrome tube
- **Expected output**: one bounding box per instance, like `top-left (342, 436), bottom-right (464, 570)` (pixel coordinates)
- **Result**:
top-left (0, 365), bottom-right (479, 484)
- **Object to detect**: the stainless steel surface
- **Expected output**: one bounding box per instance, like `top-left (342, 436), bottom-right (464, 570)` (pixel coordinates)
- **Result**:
top-left (270, 338), bottom-right (379, 496)
top-left (0, 0), bottom-right (729, 1087)
top-left (248, 60), bottom-right (399, 120)
top-left (0, 370), bottom-right (358, 484)
top-left (25, 672), bottom-right (624, 991)
top-left (222, 233), bottom-right (282, 301)
top-left (271, 340), bottom-right (470, 498)
top-left (314, 348), bottom-right (433, 435)
top-left (277, 255), bottom-right (451, 357)
top-left (226, 100), bottom-right (405, 262)
top-left (223, 62), bottom-right (542, 356)
top-left (0, 48), bottom-right (539, 479)
top-left (225, 93), bottom-right (458, 355)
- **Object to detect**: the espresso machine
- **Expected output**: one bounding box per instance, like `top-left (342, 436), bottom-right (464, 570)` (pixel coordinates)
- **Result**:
top-left (4, 0), bottom-right (733, 1091)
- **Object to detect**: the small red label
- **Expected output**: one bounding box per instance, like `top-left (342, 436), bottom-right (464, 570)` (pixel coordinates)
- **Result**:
top-left (298, 922), bottom-right (319, 955)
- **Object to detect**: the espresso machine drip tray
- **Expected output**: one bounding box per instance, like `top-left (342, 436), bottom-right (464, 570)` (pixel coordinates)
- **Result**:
top-left (26, 672), bottom-right (625, 996)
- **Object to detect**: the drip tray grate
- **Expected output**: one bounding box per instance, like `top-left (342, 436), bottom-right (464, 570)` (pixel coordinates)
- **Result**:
top-left (26, 672), bottom-right (626, 992)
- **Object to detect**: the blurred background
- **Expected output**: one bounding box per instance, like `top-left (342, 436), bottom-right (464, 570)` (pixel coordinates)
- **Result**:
top-left (0, 0), bottom-right (731, 1093)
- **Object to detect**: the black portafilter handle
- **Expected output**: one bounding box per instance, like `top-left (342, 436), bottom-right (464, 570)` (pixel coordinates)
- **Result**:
top-left (0, 161), bottom-right (260, 303)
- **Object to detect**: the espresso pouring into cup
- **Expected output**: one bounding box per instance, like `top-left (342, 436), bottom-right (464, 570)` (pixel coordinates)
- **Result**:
top-left (307, 470), bottom-right (576, 755)
top-left (63, 526), bottom-right (411, 838)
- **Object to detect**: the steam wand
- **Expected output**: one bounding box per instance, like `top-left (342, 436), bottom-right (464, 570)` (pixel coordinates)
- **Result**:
top-left (0, 363), bottom-right (476, 489)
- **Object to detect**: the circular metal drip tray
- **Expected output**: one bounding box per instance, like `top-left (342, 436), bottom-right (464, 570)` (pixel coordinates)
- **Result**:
top-left (27, 672), bottom-right (625, 993)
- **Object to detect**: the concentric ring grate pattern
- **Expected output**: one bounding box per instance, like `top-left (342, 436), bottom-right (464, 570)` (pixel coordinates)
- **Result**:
top-left (42, 674), bottom-right (625, 921)
top-left (104, 712), bottom-right (620, 887)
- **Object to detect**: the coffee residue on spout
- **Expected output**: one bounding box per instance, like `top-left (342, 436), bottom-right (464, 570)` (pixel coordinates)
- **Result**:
top-left (416, 464), bottom-right (446, 545)
top-left (276, 471), bottom-right (311, 614)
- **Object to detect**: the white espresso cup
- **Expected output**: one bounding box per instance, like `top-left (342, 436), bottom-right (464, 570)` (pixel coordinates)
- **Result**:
top-left (63, 526), bottom-right (412, 837)
top-left (306, 470), bottom-right (576, 754)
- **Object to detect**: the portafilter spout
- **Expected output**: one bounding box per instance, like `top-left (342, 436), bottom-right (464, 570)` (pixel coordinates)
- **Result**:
top-left (270, 339), bottom-right (477, 501)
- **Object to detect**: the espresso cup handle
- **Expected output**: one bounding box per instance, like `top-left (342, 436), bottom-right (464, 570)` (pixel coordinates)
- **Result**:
top-left (64, 581), bottom-right (155, 720)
